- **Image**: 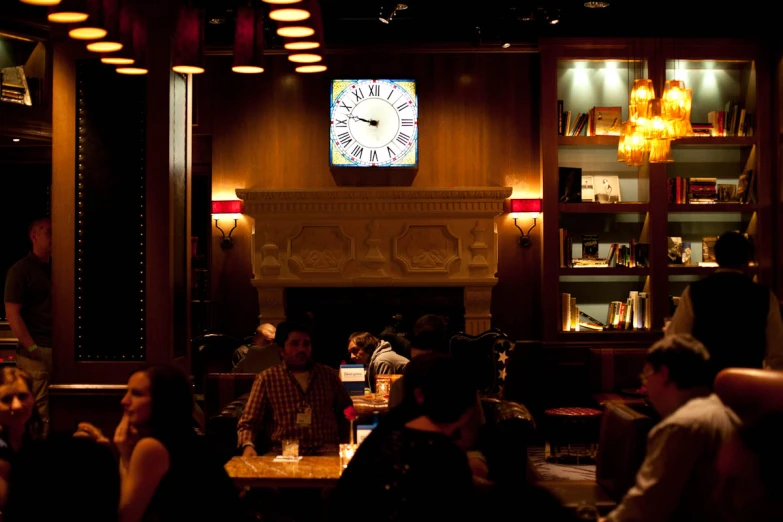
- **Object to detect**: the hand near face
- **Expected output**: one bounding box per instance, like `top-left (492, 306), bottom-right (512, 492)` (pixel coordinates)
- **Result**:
top-left (73, 422), bottom-right (111, 446)
top-left (113, 414), bottom-right (140, 464)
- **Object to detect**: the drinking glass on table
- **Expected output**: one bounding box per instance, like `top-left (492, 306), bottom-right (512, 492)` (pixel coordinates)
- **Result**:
top-left (282, 438), bottom-right (299, 458)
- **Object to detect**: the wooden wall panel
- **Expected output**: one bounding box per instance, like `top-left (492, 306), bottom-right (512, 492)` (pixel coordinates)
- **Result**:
top-left (203, 51), bottom-right (542, 340)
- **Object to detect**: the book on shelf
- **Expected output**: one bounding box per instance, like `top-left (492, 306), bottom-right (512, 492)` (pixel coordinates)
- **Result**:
top-left (582, 234), bottom-right (599, 259)
top-left (1, 66), bottom-right (32, 106)
top-left (702, 236), bottom-right (718, 264)
top-left (590, 106), bottom-right (622, 136)
top-left (668, 237), bottom-right (683, 265)
top-left (581, 175), bottom-right (595, 202)
top-left (557, 100), bottom-right (565, 136)
top-left (571, 257), bottom-right (608, 267)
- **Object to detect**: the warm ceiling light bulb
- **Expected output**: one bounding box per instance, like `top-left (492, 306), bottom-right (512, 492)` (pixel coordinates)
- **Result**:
top-left (232, 66), bottom-right (265, 74)
top-left (86, 41), bottom-right (123, 52)
top-left (48, 11), bottom-right (89, 23)
top-left (69, 27), bottom-right (108, 40)
top-left (263, 0), bottom-right (302, 3)
top-left (269, 8), bottom-right (310, 22)
top-left (284, 41), bottom-right (320, 50)
top-left (172, 65), bottom-right (205, 74)
top-left (276, 26), bottom-right (314, 37)
top-left (116, 67), bottom-right (148, 75)
top-left (20, 0), bottom-right (60, 5)
top-left (102, 57), bottom-right (134, 65)
top-left (288, 53), bottom-right (322, 63)
top-left (295, 64), bottom-right (327, 73)
top-left (584, 1), bottom-right (610, 7)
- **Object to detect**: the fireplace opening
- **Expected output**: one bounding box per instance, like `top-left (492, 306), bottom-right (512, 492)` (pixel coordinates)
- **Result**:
top-left (284, 287), bottom-right (465, 368)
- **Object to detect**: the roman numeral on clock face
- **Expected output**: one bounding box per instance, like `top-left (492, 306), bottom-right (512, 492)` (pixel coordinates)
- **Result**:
top-left (339, 101), bottom-right (353, 111)
top-left (395, 132), bottom-right (410, 146)
top-left (401, 119), bottom-right (414, 127)
top-left (397, 102), bottom-right (409, 112)
top-left (335, 119), bottom-right (347, 128)
top-left (386, 146), bottom-right (395, 158)
top-left (370, 150), bottom-right (379, 162)
top-left (338, 132), bottom-right (352, 147)
top-left (351, 144), bottom-right (364, 159)
top-left (368, 85), bottom-right (380, 97)
top-left (351, 88), bottom-right (364, 102)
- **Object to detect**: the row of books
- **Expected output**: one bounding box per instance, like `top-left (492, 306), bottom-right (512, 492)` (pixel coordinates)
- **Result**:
top-left (561, 290), bottom-right (651, 331)
top-left (706, 102), bottom-right (754, 137)
top-left (1, 66), bottom-right (31, 106)
top-left (559, 229), bottom-right (649, 268)
top-left (667, 177), bottom-right (718, 204)
top-left (557, 103), bottom-right (622, 137)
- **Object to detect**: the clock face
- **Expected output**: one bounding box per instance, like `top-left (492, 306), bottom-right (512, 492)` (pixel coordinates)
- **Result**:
top-left (330, 79), bottom-right (418, 167)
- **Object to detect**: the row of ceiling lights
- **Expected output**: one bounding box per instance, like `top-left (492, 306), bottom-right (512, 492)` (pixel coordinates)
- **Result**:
top-left (18, 0), bottom-right (328, 75)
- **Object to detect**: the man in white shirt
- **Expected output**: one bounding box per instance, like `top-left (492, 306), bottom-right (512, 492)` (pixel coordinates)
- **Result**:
top-left (601, 334), bottom-right (739, 522)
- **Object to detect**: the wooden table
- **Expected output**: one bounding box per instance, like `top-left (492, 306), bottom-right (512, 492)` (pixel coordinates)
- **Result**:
top-left (225, 456), bottom-right (344, 489)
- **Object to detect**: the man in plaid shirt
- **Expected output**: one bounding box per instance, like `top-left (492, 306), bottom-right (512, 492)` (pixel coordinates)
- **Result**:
top-left (238, 321), bottom-right (353, 456)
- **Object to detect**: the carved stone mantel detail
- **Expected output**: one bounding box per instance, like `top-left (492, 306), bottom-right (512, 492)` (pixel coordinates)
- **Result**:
top-left (393, 225), bottom-right (460, 274)
top-left (257, 287), bottom-right (286, 326)
top-left (288, 225), bottom-right (354, 275)
top-left (464, 286), bottom-right (493, 335)
top-left (238, 187), bottom-right (512, 329)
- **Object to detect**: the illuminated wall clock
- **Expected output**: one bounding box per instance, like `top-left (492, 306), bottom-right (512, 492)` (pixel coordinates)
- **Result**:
top-left (330, 79), bottom-right (418, 167)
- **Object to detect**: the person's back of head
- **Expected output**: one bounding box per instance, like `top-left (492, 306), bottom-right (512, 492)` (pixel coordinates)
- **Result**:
top-left (403, 352), bottom-right (475, 425)
top-left (647, 334), bottom-right (712, 389)
top-left (409, 328), bottom-right (449, 357)
top-left (255, 323), bottom-right (276, 346)
top-left (715, 231), bottom-right (753, 269)
top-left (378, 326), bottom-right (411, 357)
top-left (413, 313), bottom-right (448, 336)
top-left (5, 435), bottom-right (120, 522)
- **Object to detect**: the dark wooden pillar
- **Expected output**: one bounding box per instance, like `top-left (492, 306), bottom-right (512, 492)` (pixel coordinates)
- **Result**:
top-left (50, 4), bottom-right (191, 434)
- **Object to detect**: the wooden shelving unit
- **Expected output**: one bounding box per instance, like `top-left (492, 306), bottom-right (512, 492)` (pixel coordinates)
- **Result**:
top-left (539, 38), bottom-right (772, 344)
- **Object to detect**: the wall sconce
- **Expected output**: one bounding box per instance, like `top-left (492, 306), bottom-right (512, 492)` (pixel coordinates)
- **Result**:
top-left (509, 198), bottom-right (541, 248)
top-left (212, 200), bottom-right (243, 249)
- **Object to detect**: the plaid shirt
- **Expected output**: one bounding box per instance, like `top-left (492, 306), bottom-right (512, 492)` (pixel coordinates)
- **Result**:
top-left (237, 362), bottom-right (353, 451)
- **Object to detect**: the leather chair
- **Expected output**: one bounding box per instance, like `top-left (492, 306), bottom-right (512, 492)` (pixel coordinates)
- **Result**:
top-left (448, 328), bottom-right (516, 397)
top-left (714, 367), bottom-right (783, 421)
top-left (595, 401), bottom-right (657, 502)
top-left (191, 332), bottom-right (244, 394)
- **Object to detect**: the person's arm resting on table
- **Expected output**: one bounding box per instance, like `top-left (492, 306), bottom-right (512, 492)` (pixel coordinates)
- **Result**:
top-left (604, 424), bottom-right (706, 522)
top-left (237, 374), bottom-right (268, 457)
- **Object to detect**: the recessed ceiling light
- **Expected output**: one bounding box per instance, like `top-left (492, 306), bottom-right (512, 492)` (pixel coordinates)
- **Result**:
top-left (12, 138), bottom-right (20, 142)
top-left (584, 1), bottom-right (610, 7)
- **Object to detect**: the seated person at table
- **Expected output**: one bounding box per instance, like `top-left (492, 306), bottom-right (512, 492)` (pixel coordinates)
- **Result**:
top-left (233, 323), bottom-right (278, 373)
top-left (74, 364), bottom-right (246, 522)
top-left (347, 331), bottom-right (409, 393)
top-left (237, 321), bottom-right (354, 456)
top-left (600, 334), bottom-right (739, 522)
top-left (329, 352), bottom-right (479, 522)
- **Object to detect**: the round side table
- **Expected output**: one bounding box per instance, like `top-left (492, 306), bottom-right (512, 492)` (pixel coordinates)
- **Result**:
top-left (543, 407), bottom-right (603, 464)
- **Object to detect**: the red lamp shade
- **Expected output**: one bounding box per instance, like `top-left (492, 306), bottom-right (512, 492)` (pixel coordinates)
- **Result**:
top-left (212, 200), bottom-right (244, 215)
top-left (509, 198), bottom-right (542, 213)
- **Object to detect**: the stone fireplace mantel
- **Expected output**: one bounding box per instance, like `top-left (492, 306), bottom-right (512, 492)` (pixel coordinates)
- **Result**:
top-left (236, 187), bottom-right (513, 335)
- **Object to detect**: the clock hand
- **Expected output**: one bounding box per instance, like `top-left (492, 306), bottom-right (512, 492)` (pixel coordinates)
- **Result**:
top-left (349, 115), bottom-right (379, 127)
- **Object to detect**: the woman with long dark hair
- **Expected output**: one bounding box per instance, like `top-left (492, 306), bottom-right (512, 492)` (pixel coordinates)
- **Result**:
top-left (76, 364), bottom-right (246, 522)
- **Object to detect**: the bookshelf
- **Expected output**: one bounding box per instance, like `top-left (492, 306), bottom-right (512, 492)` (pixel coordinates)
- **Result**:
top-left (540, 38), bottom-right (773, 344)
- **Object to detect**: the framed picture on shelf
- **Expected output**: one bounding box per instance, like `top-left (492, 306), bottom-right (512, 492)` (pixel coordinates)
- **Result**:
top-left (593, 106), bottom-right (622, 135)
top-left (581, 175), bottom-right (595, 202)
top-left (593, 175), bottom-right (621, 203)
